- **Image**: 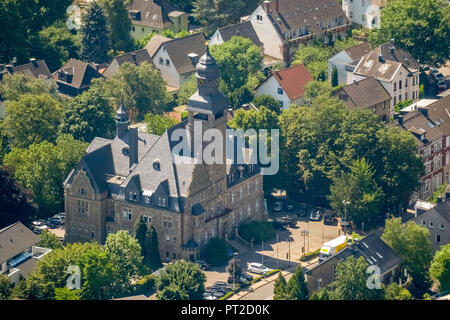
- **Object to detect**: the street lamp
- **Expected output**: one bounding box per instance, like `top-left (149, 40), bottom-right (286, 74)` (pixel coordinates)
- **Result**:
top-left (232, 252), bottom-right (238, 290)
top-left (342, 200), bottom-right (350, 235)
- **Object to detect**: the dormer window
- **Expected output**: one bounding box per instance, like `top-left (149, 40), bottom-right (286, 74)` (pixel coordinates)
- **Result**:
top-left (257, 15), bottom-right (262, 22)
top-left (153, 160), bottom-right (161, 171)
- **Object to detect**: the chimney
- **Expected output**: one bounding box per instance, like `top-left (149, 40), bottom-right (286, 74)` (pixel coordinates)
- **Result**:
top-left (390, 46), bottom-right (395, 55)
top-left (263, 0), bottom-right (271, 13)
top-left (378, 54), bottom-right (384, 63)
top-left (131, 52), bottom-right (137, 65)
top-left (419, 107), bottom-right (428, 118)
top-left (398, 115), bottom-right (404, 126)
top-left (129, 127), bottom-right (139, 168)
top-left (273, 0), bottom-right (279, 11)
top-left (437, 196), bottom-right (443, 204)
top-left (29, 58), bottom-right (38, 67)
top-left (188, 53), bottom-right (199, 66)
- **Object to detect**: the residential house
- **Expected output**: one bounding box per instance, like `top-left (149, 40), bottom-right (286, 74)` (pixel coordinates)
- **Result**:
top-left (328, 42), bottom-right (370, 85)
top-left (103, 48), bottom-right (154, 79)
top-left (0, 59), bottom-right (52, 118)
top-left (255, 64), bottom-right (313, 108)
top-left (335, 76), bottom-right (391, 122)
top-left (246, 0), bottom-right (348, 63)
top-left (342, 0), bottom-right (385, 29)
top-left (412, 189), bottom-right (450, 252)
top-left (388, 97), bottom-right (450, 200)
top-left (0, 222), bottom-right (52, 286)
top-left (63, 47), bottom-right (265, 262)
top-left (128, 0), bottom-right (189, 40)
top-left (52, 59), bottom-right (103, 97)
top-left (304, 232), bottom-right (403, 295)
top-left (152, 33), bottom-right (206, 91)
top-left (144, 34), bottom-right (172, 58)
top-left (352, 41), bottom-right (421, 118)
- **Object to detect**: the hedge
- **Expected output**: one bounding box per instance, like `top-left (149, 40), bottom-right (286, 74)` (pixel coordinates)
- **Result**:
top-left (300, 249), bottom-right (320, 261)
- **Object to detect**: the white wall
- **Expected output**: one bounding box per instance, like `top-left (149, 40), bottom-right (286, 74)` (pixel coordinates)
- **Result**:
top-left (153, 45), bottom-right (181, 89)
top-left (256, 76), bottom-right (292, 109)
top-left (329, 51), bottom-right (353, 86)
top-left (248, 6), bottom-right (284, 60)
top-left (342, 0), bottom-right (381, 29)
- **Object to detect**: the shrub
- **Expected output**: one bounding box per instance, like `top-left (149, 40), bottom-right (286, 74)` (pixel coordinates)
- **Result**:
top-left (204, 238), bottom-right (229, 266)
top-left (238, 221), bottom-right (275, 243)
top-left (131, 275), bottom-right (156, 295)
top-left (300, 249), bottom-right (320, 261)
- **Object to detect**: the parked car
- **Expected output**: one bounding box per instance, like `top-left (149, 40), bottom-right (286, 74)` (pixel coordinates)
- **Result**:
top-left (273, 201), bottom-right (283, 212)
top-left (280, 216), bottom-right (296, 227)
top-left (213, 281), bottom-right (232, 290)
top-left (194, 260), bottom-right (211, 270)
top-left (272, 219), bottom-right (288, 230)
top-left (324, 214), bottom-right (337, 225)
top-left (340, 217), bottom-right (351, 227)
top-left (437, 79), bottom-right (447, 91)
top-left (247, 263), bottom-right (270, 275)
top-left (434, 72), bottom-right (445, 81)
top-left (204, 292), bottom-right (217, 300)
top-left (227, 273), bottom-right (253, 284)
top-left (309, 210), bottom-right (322, 221)
top-left (285, 204), bottom-right (294, 212)
top-left (295, 208), bottom-right (308, 217)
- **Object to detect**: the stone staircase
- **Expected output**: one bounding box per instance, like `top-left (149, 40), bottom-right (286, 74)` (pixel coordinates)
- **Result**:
top-left (226, 238), bottom-right (250, 255)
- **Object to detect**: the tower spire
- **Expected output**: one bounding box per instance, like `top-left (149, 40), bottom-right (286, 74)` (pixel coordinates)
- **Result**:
top-left (116, 96), bottom-right (129, 138)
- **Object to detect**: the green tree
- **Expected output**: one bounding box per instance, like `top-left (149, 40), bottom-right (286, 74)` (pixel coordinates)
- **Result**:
top-left (0, 274), bottom-right (11, 300)
top-left (331, 65), bottom-right (339, 87)
top-left (99, 0), bottom-right (134, 53)
top-left (38, 229), bottom-right (63, 250)
top-left (204, 238), bottom-right (229, 266)
top-left (252, 95), bottom-right (282, 114)
top-left (369, 0), bottom-right (450, 67)
top-left (36, 21), bottom-right (80, 71)
top-left (210, 36), bottom-right (263, 107)
top-left (0, 74), bottom-right (58, 102)
top-left (3, 93), bottom-right (62, 148)
top-left (100, 62), bottom-right (173, 121)
top-left (285, 265), bottom-right (308, 300)
top-left (382, 218), bottom-right (433, 291)
top-left (383, 283), bottom-right (413, 300)
top-left (59, 84), bottom-right (116, 142)
top-left (54, 288), bottom-right (81, 300)
top-left (0, 166), bottom-right (36, 229)
top-left (81, 1), bottom-right (109, 63)
top-left (309, 287), bottom-right (330, 300)
top-left (331, 256), bottom-right (382, 300)
top-left (104, 230), bottom-right (145, 296)
top-left (303, 80), bottom-right (334, 105)
top-left (147, 224), bottom-right (163, 272)
top-left (429, 244), bottom-right (450, 292)
top-left (328, 158), bottom-right (385, 229)
top-left (192, 0), bottom-right (245, 36)
top-left (144, 113), bottom-right (178, 136)
top-left (156, 260), bottom-right (206, 300)
top-left (273, 273), bottom-right (288, 300)
top-left (292, 45), bottom-right (331, 80)
top-left (177, 75), bottom-right (197, 105)
top-left (3, 135), bottom-right (87, 215)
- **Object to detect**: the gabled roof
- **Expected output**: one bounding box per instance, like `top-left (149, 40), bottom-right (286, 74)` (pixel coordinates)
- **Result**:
top-left (426, 96), bottom-right (450, 134)
top-left (217, 21), bottom-right (262, 47)
top-left (0, 222), bottom-right (40, 264)
top-left (145, 34), bottom-right (172, 58)
top-left (115, 49), bottom-right (154, 67)
top-left (354, 41), bottom-right (420, 82)
top-left (162, 33), bottom-right (206, 75)
top-left (52, 59), bottom-right (102, 90)
top-left (262, 0), bottom-right (347, 36)
top-left (129, 0), bottom-right (186, 29)
top-left (266, 64), bottom-right (313, 100)
top-left (339, 77), bottom-right (391, 108)
top-left (0, 60), bottom-right (51, 81)
top-left (344, 42), bottom-right (371, 62)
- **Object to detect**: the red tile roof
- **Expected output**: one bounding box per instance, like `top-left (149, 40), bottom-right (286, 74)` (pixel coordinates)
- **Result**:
top-left (272, 64), bottom-right (313, 100)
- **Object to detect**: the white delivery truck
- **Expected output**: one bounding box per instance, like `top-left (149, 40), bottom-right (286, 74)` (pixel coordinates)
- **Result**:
top-left (318, 235), bottom-right (349, 263)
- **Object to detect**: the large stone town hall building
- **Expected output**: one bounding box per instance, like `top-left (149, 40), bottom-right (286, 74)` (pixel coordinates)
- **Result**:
top-left (63, 47), bottom-right (265, 261)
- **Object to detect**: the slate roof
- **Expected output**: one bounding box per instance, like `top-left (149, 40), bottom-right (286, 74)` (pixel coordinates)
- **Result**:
top-left (18, 258), bottom-right (38, 278)
top-left (344, 42), bottom-right (371, 62)
top-left (354, 41), bottom-right (420, 82)
top-left (162, 33), bottom-right (206, 75)
top-left (145, 34), bottom-right (172, 58)
top-left (389, 109), bottom-right (445, 147)
top-left (0, 222), bottom-right (40, 264)
top-left (264, 0), bottom-right (347, 35)
top-left (0, 60), bottom-right (51, 81)
top-left (128, 0), bottom-right (186, 29)
top-left (115, 49), bottom-right (154, 67)
top-left (217, 21), bottom-right (262, 47)
top-left (426, 96), bottom-right (450, 134)
top-left (52, 59), bottom-right (102, 90)
top-left (261, 64), bottom-right (313, 100)
top-left (339, 77), bottom-right (391, 108)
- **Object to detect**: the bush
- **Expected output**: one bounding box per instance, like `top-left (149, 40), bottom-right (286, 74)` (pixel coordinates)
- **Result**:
top-left (300, 249), bottom-right (320, 261)
top-left (131, 275), bottom-right (156, 295)
top-left (204, 238), bottom-right (229, 266)
top-left (238, 221), bottom-right (275, 243)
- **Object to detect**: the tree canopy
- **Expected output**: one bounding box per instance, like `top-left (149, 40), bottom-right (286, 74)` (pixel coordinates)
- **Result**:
top-left (429, 244), bottom-right (450, 292)
top-left (81, 1), bottom-right (109, 63)
top-left (99, 0), bottom-right (134, 53)
top-left (144, 113), bottom-right (178, 136)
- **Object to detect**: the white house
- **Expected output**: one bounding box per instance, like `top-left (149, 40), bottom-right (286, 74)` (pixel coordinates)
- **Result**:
top-left (256, 64), bottom-right (313, 108)
top-left (152, 33), bottom-right (206, 91)
top-left (328, 42), bottom-right (370, 85)
top-left (246, 0), bottom-right (349, 63)
top-left (342, 0), bottom-right (385, 29)
top-left (351, 41), bottom-right (421, 118)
